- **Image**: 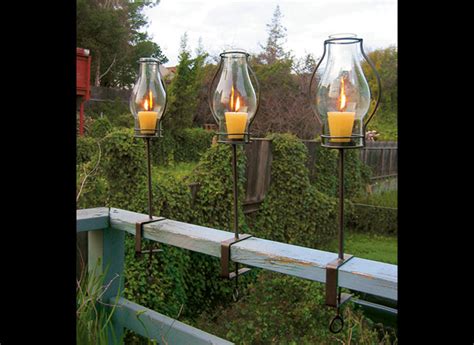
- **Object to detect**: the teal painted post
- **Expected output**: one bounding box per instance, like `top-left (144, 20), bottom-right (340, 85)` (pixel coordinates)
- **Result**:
top-left (102, 226), bottom-right (125, 344)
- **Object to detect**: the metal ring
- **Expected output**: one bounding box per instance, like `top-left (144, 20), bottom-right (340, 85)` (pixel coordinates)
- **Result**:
top-left (329, 314), bottom-right (344, 334)
top-left (232, 286), bottom-right (240, 302)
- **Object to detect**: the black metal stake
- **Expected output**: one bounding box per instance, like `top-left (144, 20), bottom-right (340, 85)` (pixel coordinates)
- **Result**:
top-left (338, 148), bottom-right (344, 261)
top-left (231, 143), bottom-right (239, 240)
top-left (145, 137), bottom-right (157, 262)
top-left (146, 137), bottom-right (154, 220)
top-left (135, 136), bottom-right (165, 259)
top-left (337, 148), bottom-right (344, 310)
top-left (231, 143), bottom-right (240, 300)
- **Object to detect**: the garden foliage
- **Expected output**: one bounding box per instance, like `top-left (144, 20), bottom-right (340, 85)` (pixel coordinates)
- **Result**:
top-left (77, 128), bottom-right (396, 343)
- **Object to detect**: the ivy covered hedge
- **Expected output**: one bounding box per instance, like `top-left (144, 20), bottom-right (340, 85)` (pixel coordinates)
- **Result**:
top-left (77, 129), bottom-right (374, 316)
top-left (76, 128), bottom-right (394, 343)
top-left (349, 204), bottom-right (397, 235)
top-left (193, 271), bottom-right (396, 344)
top-left (152, 127), bottom-right (215, 165)
top-left (90, 129), bottom-right (252, 320)
top-left (247, 133), bottom-right (374, 249)
top-left (250, 133), bottom-right (339, 248)
top-left (311, 142), bottom-right (372, 199)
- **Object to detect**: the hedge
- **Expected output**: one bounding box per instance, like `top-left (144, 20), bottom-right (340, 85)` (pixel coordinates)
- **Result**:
top-left (192, 271), bottom-right (396, 344)
top-left (250, 133), bottom-right (339, 248)
top-left (349, 203), bottom-right (397, 235)
top-left (311, 142), bottom-right (372, 199)
top-left (76, 128), bottom-right (394, 343)
top-left (151, 127), bottom-right (215, 165)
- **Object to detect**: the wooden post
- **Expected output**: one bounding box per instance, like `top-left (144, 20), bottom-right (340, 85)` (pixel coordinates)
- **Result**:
top-left (88, 230), bottom-right (103, 275)
top-left (86, 224), bottom-right (125, 344)
top-left (76, 232), bottom-right (88, 281)
top-left (103, 226), bottom-right (125, 344)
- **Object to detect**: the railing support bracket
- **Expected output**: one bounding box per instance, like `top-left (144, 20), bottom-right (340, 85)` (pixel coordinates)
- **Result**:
top-left (220, 234), bottom-right (253, 279)
top-left (135, 218), bottom-right (166, 257)
top-left (325, 254), bottom-right (354, 308)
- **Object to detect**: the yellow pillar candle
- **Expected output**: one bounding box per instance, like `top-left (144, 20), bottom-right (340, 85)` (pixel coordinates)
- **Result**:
top-left (327, 112), bottom-right (355, 142)
top-left (225, 112), bottom-right (248, 140)
top-left (138, 111), bottom-right (159, 135)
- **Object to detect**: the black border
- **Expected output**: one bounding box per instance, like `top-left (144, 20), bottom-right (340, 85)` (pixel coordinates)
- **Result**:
top-left (0, 1), bottom-right (76, 342)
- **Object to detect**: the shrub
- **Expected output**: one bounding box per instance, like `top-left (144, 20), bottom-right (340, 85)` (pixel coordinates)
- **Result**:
top-left (349, 204), bottom-right (397, 235)
top-left (312, 143), bottom-right (372, 199)
top-left (89, 116), bottom-right (113, 138)
top-left (348, 190), bottom-right (397, 235)
top-left (98, 129), bottom-right (253, 322)
top-left (77, 136), bottom-right (108, 209)
top-left (151, 127), bottom-right (215, 166)
top-left (192, 271), bottom-right (397, 344)
top-left (77, 136), bottom-right (97, 165)
top-left (251, 133), bottom-right (338, 248)
top-left (78, 128), bottom-right (394, 343)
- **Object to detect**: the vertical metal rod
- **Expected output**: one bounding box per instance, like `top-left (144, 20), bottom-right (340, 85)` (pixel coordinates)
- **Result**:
top-left (337, 148), bottom-right (345, 307)
top-left (338, 148), bottom-right (344, 260)
top-left (146, 137), bottom-right (154, 220)
top-left (145, 137), bottom-right (156, 266)
top-left (231, 143), bottom-right (239, 239)
top-left (231, 143), bottom-right (240, 298)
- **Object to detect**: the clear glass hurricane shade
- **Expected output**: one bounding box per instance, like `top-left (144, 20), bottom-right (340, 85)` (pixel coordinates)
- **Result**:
top-left (130, 58), bottom-right (167, 137)
top-left (210, 50), bottom-right (258, 143)
top-left (314, 35), bottom-right (371, 148)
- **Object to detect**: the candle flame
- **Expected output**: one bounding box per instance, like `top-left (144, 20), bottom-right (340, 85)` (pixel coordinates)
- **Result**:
top-left (229, 86), bottom-right (242, 111)
top-left (144, 91), bottom-right (153, 111)
top-left (339, 78), bottom-right (347, 111)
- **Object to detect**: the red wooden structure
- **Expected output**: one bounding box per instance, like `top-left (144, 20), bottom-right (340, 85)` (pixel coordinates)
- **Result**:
top-left (76, 48), bottom-right (91, 136)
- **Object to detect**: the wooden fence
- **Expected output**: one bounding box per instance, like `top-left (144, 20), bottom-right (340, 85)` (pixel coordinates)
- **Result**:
top-left (77, 207), bottom-right (397, 344)
top-left (242, 139), bottom-right (398, 213)
top-left (360, 141), bottom-right (398, 180)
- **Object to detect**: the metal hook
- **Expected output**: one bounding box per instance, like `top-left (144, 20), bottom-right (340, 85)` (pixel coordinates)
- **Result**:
top-left (329, 313), bottom-right (344, 334)
top-left (232, 285), bottom-right (240, 302)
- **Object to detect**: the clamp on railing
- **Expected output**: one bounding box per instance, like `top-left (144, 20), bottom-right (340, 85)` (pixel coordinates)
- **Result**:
top-left (325, 253), bottom-right (354, 333)
top-left (220, 234), bottom-right (253, 279)
top-left (135, 217), bottom-right (166, 257)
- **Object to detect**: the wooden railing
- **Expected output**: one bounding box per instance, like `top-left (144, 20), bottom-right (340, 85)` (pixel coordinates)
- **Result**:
top-left (77, 207), bottom-right (398, 344)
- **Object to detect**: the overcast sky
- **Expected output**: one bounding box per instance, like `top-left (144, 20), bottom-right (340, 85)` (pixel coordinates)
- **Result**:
top-left (143, 0), bottom-right (397, 67)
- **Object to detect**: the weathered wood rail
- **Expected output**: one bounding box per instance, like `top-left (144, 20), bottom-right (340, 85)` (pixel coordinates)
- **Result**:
top-left (77, 207), bottom-right (398, 344)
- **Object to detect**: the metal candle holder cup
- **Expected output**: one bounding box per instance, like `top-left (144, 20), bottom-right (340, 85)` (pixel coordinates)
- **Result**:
top-left (309, 34), bottom-right (381, 333)
top-left (130, 55), bottom-right (168, 259)
top-left (208, 49), bottom-right (260, 300)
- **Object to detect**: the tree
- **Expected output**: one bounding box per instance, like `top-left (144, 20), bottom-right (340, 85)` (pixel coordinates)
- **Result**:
top-left (362, 46), bottom-right (398, 139)
top-left (164, 33), bottom-right (208, 133)
top-left (258, 5), bottom-right (291, 65)
top-left (242, 6), bottom-right (320, 139)
top-left (77, 0), bottom-right (166, 88)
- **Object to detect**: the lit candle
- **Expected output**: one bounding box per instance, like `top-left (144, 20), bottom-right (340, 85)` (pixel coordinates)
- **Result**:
top-left (327, 79), bottom-right (355, 142)
top-left (225, 87), bottom-right (248, 140)
top-left (138, 91), bottom-right (159, 134)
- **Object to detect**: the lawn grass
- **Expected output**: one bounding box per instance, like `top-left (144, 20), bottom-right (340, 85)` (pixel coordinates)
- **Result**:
top-left (323, 232), bottom-right (397, 265)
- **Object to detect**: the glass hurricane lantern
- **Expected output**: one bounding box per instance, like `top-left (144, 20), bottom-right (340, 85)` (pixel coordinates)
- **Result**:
top-left (309, 34), bottom-right (381, 333)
